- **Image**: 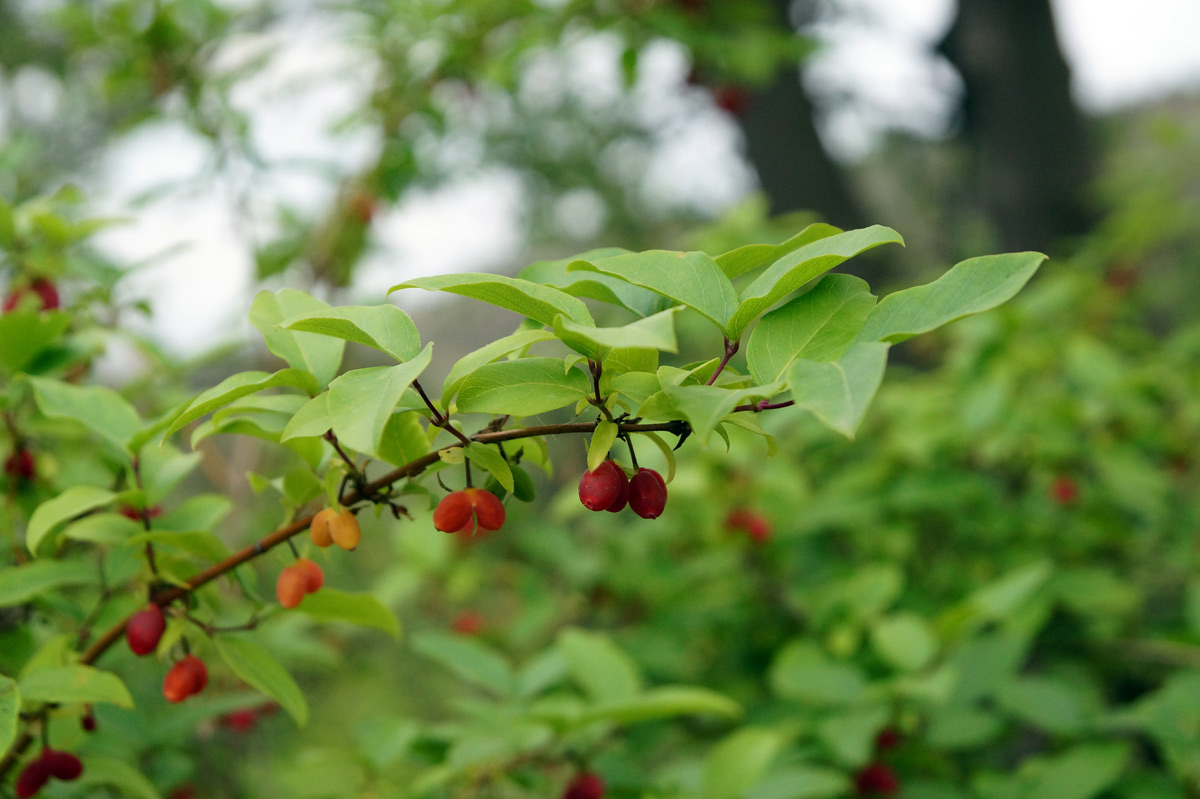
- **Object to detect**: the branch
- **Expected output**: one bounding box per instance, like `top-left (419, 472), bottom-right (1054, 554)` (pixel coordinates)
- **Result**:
top-left (732, 399), bottom-right (794, 413)
top-left (706, 338), bottom-right (740, 386)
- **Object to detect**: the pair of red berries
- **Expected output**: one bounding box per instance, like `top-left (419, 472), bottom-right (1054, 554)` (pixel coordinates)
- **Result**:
top-left (276, 558), bottom-right (324, 608)
top-left (433, 487), bottom-right (506, 536)
top-left (578, 461), bottom-right (667, 519)
top-left (126, 605), bottom-right (209, 702)
top-left (726, 508), bottom-right (771, 544)
top-left (15, 749), bottom-right (82, 797)
top-left (163, 654), bottom-right (209, 703)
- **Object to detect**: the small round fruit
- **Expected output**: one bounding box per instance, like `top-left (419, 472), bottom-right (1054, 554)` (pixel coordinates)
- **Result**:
top-left (4, 449), bottom-right (36, 483)
top-left (604, 468), bottom-right (630, 513)
top-left (875, 727), bottom-right (902, 751)
top-left (726, 508), bottom-right (771, 544)
top-left (1049, 476), bottom-right (1079, 505)
top-left (433, 491), bottom-right (473, 533)
top-left (43, 750), bottom-right (83, 781)
top-left (220, 708), bottom-right (258, 734)
top-left (468, 487), bottom-right (505, 532)
top-left (127, 604), bottom-right (166, 656)
top-left (295, 558), bottom-right (324, 592)
top-left (276, 566), bottom-right (308, 609)
top-left (578, 460), bottom-right (625, 511)
top-left (451, 611), bottom-right (484, 635)
top-left (330, 508), bottom-right (361, 550)
top-left (163, 654), bottom-right (207, 702)
top-left (562, 771), bottom-right (606, 799)
top-left (81, 706), bottom-right (97, 732)
top-left (15, 757), bottom-right (50, 798)
top-left (628, 468), bottom-right (667, 519)
top-left (309, 508), bottom-right (336, 547)
top-left (854, 762), bottom-right (899, 795)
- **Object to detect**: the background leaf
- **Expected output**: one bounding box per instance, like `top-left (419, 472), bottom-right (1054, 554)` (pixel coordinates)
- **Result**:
top-left (18, 665), bottom-right (134, 708)
top-left (390, 273), bottom-right (593, 326)
top-left (455, 357), bottom-right (590, 416)
top-left (250, 289), bottom-right (345, 387)
top-left (281, 304), bottom-right (420, 362)
top-left (297, 589), bottom-right (401, 638)
top-left (215, 636), bottom-right (309, 726)
top-left (786, 342), bottom-right (890, 438)
top-left (326, 345), bottom-right (433, 456)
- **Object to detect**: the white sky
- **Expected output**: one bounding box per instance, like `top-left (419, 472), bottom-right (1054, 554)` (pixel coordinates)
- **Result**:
top-left (81, 0), bottom-right (1200, 360)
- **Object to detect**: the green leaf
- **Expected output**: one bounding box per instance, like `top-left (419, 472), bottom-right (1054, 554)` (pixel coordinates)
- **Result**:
top-left (456, 357), bottom-right (590, 416)
top-left (73, 755), bottom-right (162, 799)
top-left (770, 641), bottom-right (867, 705)
top-left (296, 588), bottom-right (401, 638)
top-left (441, 328), bottom-right (556, 406)
top-left (18, 665), bottom-right (134, 708)
top-left (857, 251), bottom-right (1047, 343)
top-left (995, 676), bottom-right (1089, 735)
top-left (389, 273), bottom-right (593, 326)
top-left (214, 636), bottom-right (309, 726)
top-left (125, 530), bottom-right (231, 563)
top-left (557, 628), bottom-right (642, 703)
top-left (281, 304), bottom-right (421, 362)
top-left (965, 560), bottom-right (1053, 621)
top-left (377, 411), bottom-right (430, 468)
top-left (786, 342), bottom-right (890, 439)
top-left (704, 727), bottom-right (786, 799)
top-left (579, 686), bottom-right (742, 726)
top-left (250, 289), bottom-right (345, 387)
top-left (165, 369), bottom-right (320, 440)
top-left (411, 631), bottom-right (514, 696)
top-left (1023, 743), bottom-right (1129, 799)
top-left (0, 561), bottom-right (95, 607)
top-left (569, 250), bottom-right (739, 330)
top-left (656, 381), bottom-right (784, 442)
top-left (870, 612), bottom-right (938, 671)
top-left (745, 275), bottom-right (876, 383)
top-left (327, 345), bottom-right (433, 456)
top-left (0, 675), bottom-right (19, 755)
top-left (26, 485), bottom-right (116, 555)
top-left (715, 222), bottom-right (842, 279)
top-left (281, 393), bottom-right (332, 441)
top-left (552, 308), bottom-right (681, 358)
top-left (520, 249), bottom-right (669, 317)
top-left (587, 421), bottom-right (620, 473)
top-left (727, 226), bottom-right (903, 338)
top-left (746, 765), bottom-right (850, 799)
top-left (817, 707), bottom-right (890, 767)
top-left (29, 378), bottom-right (141, 453)
top-left (0, 311), bottom-right (70, 374)
top-left (464, 443), bottom-right (513, 493)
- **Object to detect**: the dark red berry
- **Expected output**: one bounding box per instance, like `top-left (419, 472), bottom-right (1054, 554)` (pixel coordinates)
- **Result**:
top-left (563, 771), bottom-right (605, 799)
top-left (42, 750), bottom-right (82, 781)
top-left (628, 468), bottom-right (667, 519)
top-left (126, 604), bottom-right (166, 656)
top-left (604, 471), bottom-right (630, 513)
top-left (713, 85), bottom-right (750, 116)
top-left (4, 449), bottom-right (36, 483)
top-left (2, 278), bottom-right (59, 312)
top-left (15, 757), bottom-right (50, 798)
top-left (726, 508), bottom-right (771, 544)
top-left (163, 654), bottom-right (207, 702)
top-left (579, 461), bottom-right (625, 511)
top-left (854, 762), bottom-right (899, 795)
top-left (875, 727), bottom-right (901, 751)
top-left (81, 706), bottom-right (97, 732)
top-left (220, 708), bottom-right (258, 734)
top-left (451, 611), bottom-right (485, 635)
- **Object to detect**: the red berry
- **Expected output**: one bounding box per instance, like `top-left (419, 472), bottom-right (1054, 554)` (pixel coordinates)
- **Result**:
top-left (605, 472), bottom-right (630, 513)
top-left (2, 278), bottom-right (59, 312)
top-left (4, 449), bottom-right (36, 483)
top-left (169, 786), bottom-right (198, 799)
top-left (713, 85), bottom-right (750, 116)
top-left (220, 708), bottom-right (258, 734)
top-left (854, 762), bottom-right (899, 795)
top-left (563, 771), bottom-right (606, 799)
top-left (126, 604), bottom-right (166, 656)
top-left (451, 611), bottom-right (485, 635)
top-left (81, 706), bottom-right (97, 732)
top-left (726, 508), bottom-right (771, 544)
top-left (579, 460), bottom-right (625, 511)
top-left (628, 468), bottom-right (667, 519)
top-left (15, 757), bottom-right (50, 798)
top-left (433, 490), bottom-right (473, 533)
top-left (163, 654), bottom-right (207, 702)
top-left (295, 558), bottom-right (324, 592)
top-left (875, 727), bottom-right (901, 751)
top-left (468, 487), bottom-right (506, 532)
top-left (276, 566), bottom-right (308, 609)
top-left (42, 750), bottom-right (82, 781)
top-left (1050, 476), bottom-right (1079, 505)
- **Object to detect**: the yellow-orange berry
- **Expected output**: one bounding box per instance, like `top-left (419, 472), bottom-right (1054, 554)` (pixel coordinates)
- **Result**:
top-left (330, 508), bottom-right (361, 551)
top-left (309, 508), bottom-right (335, 548)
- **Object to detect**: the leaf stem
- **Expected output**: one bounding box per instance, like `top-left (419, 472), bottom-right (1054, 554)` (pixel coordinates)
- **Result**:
top-left (706, 338), bottom-right (740, 386)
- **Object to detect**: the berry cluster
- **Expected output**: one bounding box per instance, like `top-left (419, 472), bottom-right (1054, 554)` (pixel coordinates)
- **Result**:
top-left (433, 487), bottom-right (506, 536)
top-left (15, 749), bottom-right (82, 797)
top-left (578, 461), bottom-right (667, 519)
top-left (126, 606), bottom-right (209, 703)
top-left (276, 558), bottom-right (325, 608)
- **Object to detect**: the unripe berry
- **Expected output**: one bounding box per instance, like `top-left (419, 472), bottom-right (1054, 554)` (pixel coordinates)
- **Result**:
top-left (628, 468), bottom-right (667, 519)
top-left (562, 771), bottom-right (605, 799)
top-left (578, 460), bottom-right (625, 511)
top-left (126, 604), bottom-right (166, 656)
top-left (163, 654), bottom-right (207, 702)
top-left (330, 508), bottom-right (361, 550)
top-left (276, 566), bottom-right (308, 609)
top-left (4, 448), bottom-right (36, 483)
top-left (854, 762), bottom-right (899, 795)
top-left (309, 508), bottom-right (336, 547)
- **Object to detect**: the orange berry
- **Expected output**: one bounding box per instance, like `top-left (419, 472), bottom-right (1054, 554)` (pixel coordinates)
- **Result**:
top-left (309, 508), bottom-right (335, 547)
top-left (275, 566), bottom-right (307, 609)
top-left (433, 490), bottom-right (473, 533)
top-left (467, 487), bottom-right (505, 532)
top-left (330, 508), bottom-right (361, 550)
top-left (163, 655), bottom-right (207, 703)
top-left (294, 558), bottom-right (324, 592)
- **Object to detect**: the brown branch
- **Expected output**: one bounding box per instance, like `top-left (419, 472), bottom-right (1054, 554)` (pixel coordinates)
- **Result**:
top-left (732, 399), bottom-right (794, 413)
top-left (706, 338), bottom-right (740, 386)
